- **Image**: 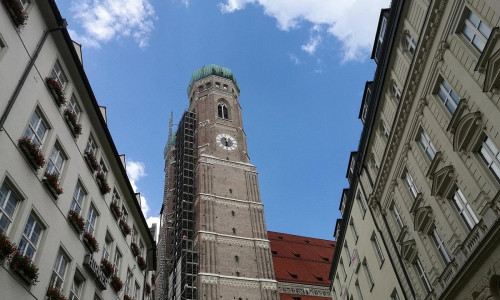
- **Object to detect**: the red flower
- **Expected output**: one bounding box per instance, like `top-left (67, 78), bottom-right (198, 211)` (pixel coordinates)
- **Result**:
top-left (18, 137), bottom-right (45, 169)
top-left (43, 172), bottom-right (63, 195)
top-left (45, 77), bottom-right (66, 106)
top-left (67, 210), bottom-right (85, 233)
top-left (137, 255), bottom-right (147, 270)
top-left (82, 231), bottom-right (99, 253)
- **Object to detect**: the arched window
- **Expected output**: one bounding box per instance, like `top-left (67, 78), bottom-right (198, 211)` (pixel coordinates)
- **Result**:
top-left (218, 102), bottom-right (228, 119)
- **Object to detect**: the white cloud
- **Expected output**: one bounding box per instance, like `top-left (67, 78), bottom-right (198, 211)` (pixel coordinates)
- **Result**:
top-left (70, 0), bottom-right (156, 48)
top-left (218, 0), bottom-right (390, 61)
top-left (288, 53), bottom-right (300, 65)
top-left (301, 25), bottom-right (322, 55)
top-left (126, 159), bottom-right (150, 217)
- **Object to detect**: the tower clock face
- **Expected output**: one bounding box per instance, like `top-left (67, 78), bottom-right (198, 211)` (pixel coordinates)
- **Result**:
top-left (216, 134), bottom-right (237, 150)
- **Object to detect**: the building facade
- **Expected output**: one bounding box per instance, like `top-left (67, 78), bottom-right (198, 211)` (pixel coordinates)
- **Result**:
top-left (268, 231), bottom-right (335, 300)
top-left (0, 1), bottom-right (155, 299)
top-left (330, 0), bottom-right (500, 299)
top-left (157, 65), bottom-right (278, 300)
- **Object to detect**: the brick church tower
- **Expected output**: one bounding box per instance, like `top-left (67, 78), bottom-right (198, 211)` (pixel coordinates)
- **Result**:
top-left (158, 65), bottom-right (278, 300)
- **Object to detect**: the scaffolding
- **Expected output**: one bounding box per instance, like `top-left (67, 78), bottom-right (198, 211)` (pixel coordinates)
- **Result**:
top-left (167, 111), bottom-right (198, 300)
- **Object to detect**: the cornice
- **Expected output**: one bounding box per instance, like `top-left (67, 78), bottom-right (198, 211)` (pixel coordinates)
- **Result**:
top-left (198, 230), bottom-right (271, 248)
top-left (277, 282), bottom-right (330, 297)
top-left (199, 273), bottom-right (277, 289)
top-left (197, 154), bottom-right (256, 172)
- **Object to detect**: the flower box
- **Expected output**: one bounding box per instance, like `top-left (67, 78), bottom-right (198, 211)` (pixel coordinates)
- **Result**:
top-left (137, 255), bottom-right (147, 271)
top-left (82, 232), bottom-right (99, 254)
top-left (146, 282), bottom-right (151, 295)
top-left (9, 252), bottom-right (39, 285)
top-left (119, 220), bottom-right (131, 236)
top-left (96, 172), bottom-right (111, 195)
top-left (151, 274), bottom-right (156, 285)
top-left (130, 242), bottom-right (139, 257)
top-left (124, 295), bottom-right (133, 300)
top-left (67, 210), bottom-right (85, 234)
top-left (45, 78), bottom-right (66, 107)
top-left (110, 202), bottom-right (122, 220)
top-left (100, 258), bottom-right (114, 278)
top-left (3, 0), bottom-right (28, 27)
top-left (47, 286), bottom-right (67, 300)
top-left (43, 172), bottom-right (63, 198)
top-left (18, 137), bottom-right (45, 169)
top-left (84, 151), bottom-right (99, 172)
top-left (0, 230), bottom-right (16, 260)
top-left (110, 275), bottom-right (123, 292)
top-left (63, 109), bottom-right (82, 137)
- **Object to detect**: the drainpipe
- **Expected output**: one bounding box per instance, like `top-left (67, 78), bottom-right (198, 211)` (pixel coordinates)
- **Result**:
top-left (143, 245), bottom-right (156, 300)
top-left (0, 20), bottom-right (67, 130)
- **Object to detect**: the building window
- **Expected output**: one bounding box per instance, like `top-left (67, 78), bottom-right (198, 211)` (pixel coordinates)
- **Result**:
top-left (419, 129), bottom-right (437, 161)
top-left (437, 79), bottom-right (460, 114)
top-left (452, 189), bottom-right (479, 230)
top-left (404, 171), bottom-right (419, 199)
top-left (139, 240), bottom-right (144, 257)
top-left (414, 258), bottom-right (432, 293)
top-left (223, 84), bottom-right (228, 90)
top-left (344, 242), bottom-right (351, 265)
top-left (85, 204), bottom-right (98, 235)
top-left (70, 181), bottom-right (86, 214)
top-left (371, 232), bottom-right (385, 266)
top-left (98, 158), bottom-right (108, 178)
top-left (362, 259), bottom-right (375, 290)
top-left (355, 280), bottom-right (364, 300)
top-left (19, 0), bottom-right (31, 10)
top-left (340, 258), bottom-right (347, 280)
top-left (69, 270), bottom-right (85, 300)
top-left (375, 17), bottom-right (388, 60)
top-left (50, 60), bottom-right (68, 89)
top-left (392, 81), bottom-right (402, 102)
top-left (357, 191), bottom-right (368, 217)
top-left (24, 109), bottom-right (48, 147)
top-left (350, 218), bottom-right (359, 242)
top-left (112, 188), bottom-right (120, 206)
top-left (235, 255), bottom-right (239, 262)
top-left (124, 268), bottom-right (132, 295)
top-left (50, 250), bottom-right (69, 289)
top-left (381, 121), bottom-right (391, 140)
top-left (404, 32), bottom-right (417, 55)
top-left (215, 82), bottom-right (220, 88)
top-left (85, 135), bottom-right (98, 155)
top-left (18, 214), bottom-right (43, 259)
top-left (391, 202), bottom-right (404, 232)
top-left (132, 226), bottom-right (138, 244)
top-left (102, 231), bottom-right (113, 260)
top-left (113, 248), bottom-right (122, 275)
top-left (0, 181), bottom-right (20, 232)
top-left (479, 137), bottom-right (500, 181)
top-left (68, 95), bottom-right (82, 121)
top-left (134, 282), bottom-right (140, 299)
top-left (431, 227), bottom-right (451, 264)
top-left (46, 143), bottom-right (66, 177)
top-left (218, 102), bottom-right (229, 119)
top-left (391, 289), bottom-right (401, 300)
top-left (370, 154), bottom-right (380, 174)
top-left (461, 10), bottom-right (491, 52)
top-left (121, 206), bottom-right (128, 223)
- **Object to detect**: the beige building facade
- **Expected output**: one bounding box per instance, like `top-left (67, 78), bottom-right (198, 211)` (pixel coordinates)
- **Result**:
top-left (331, 0), bottom-right (500, 299)
top-left (0, 1), bottom-right (155, 299)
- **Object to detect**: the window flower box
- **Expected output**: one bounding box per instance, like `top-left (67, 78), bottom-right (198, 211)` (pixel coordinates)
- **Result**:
top-left (130, 242), bottom-right (139, 257)
top-left (110, 274), bottom-right (123, 292)
top-left (146, 283), bottom-right (151, 295)
top-left (151, 273), bottom-right (156, 285)
top-left (18, 137), bottom-right (45, 169)
top-left (124, 295), bottom-right (133, 300)
top-left (9, 251), bottom-right (39, 285)
top-left (43, 172), bottom-right (63, 198)
top-left (119, 219), bottom-right (131, 236)
top-left (45, 78), bottom-right (66, 107)
top-left (67, 210), bottom-right (85, 234)
top-left (63, 109), bottom-right (82, 137)
top-left (110, 202), bottom-right (122, 220)
top-left (0, 230), bottom-right (16, 260)
top-left (137, 255), bottom-right (147, 271)
top-left (82, 231), bottom-right (99, 254)
top-left (3, 0), bottom-right (28, 27)
top-left (100, 258), bottom-right (114, 278)
top-left (84, 151), bottom-right (99, 172)
top-left (96, 172), bottom-right (111, 195)
top-left (47, 286), bottom-right (67, 300)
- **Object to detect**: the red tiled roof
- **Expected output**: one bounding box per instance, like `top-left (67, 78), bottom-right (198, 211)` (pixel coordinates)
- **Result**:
top-left (268, 231), bottom-right (336, 287)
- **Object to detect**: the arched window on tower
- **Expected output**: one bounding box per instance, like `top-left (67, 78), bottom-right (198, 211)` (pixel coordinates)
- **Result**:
top-left (218, 102), bottom-right (229, 119)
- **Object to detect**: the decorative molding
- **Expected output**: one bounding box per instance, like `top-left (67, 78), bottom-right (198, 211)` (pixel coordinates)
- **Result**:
top-left (414, 206), bottom-right (434, 234)
top-left (434, 40), bottom-right (449, 63)
top-left (200, 275), bottom-right (218, 285)
top-left (277, 282), bottom-right (330, 297)
top-left (452, 112), bottom-right (484, 153)
top-left (416, 98), bottom-right (428, 116)
top-left (431, 165), bottom-right (456, 198)
top-left (218, 236), bottom-right (254, 247)
top-left (220, 278), bottom-right (260, 288)
top-left (199, 154), bottom-right (255, 171)
top-left (198, 193), bottom-right (264, 208)
top-left (400, 239), bottom-right (418, 262)
top-left (255, 241), bottom-right (270, 249)
top-left (214, 122), bottom-right (238, 132)
top-left (261, 281), bottom-right (277, 290)
top-left (426, 151), bottom-right (443, 179)
top-left (475, 27), bottom-right (500, 92)
top-left (410, 193), bottom-right (424, 215)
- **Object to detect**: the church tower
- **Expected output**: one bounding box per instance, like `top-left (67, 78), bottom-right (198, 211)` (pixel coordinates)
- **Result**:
top-left (161, 65), bottom-right (278, 300)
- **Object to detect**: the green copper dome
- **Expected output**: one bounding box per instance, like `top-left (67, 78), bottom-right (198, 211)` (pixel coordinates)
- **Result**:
top-left (187, 64), bottom-right (240, 97)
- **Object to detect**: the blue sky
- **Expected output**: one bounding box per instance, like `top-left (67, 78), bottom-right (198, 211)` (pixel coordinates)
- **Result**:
top-left (55, 0), bottom-right (389, 240)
